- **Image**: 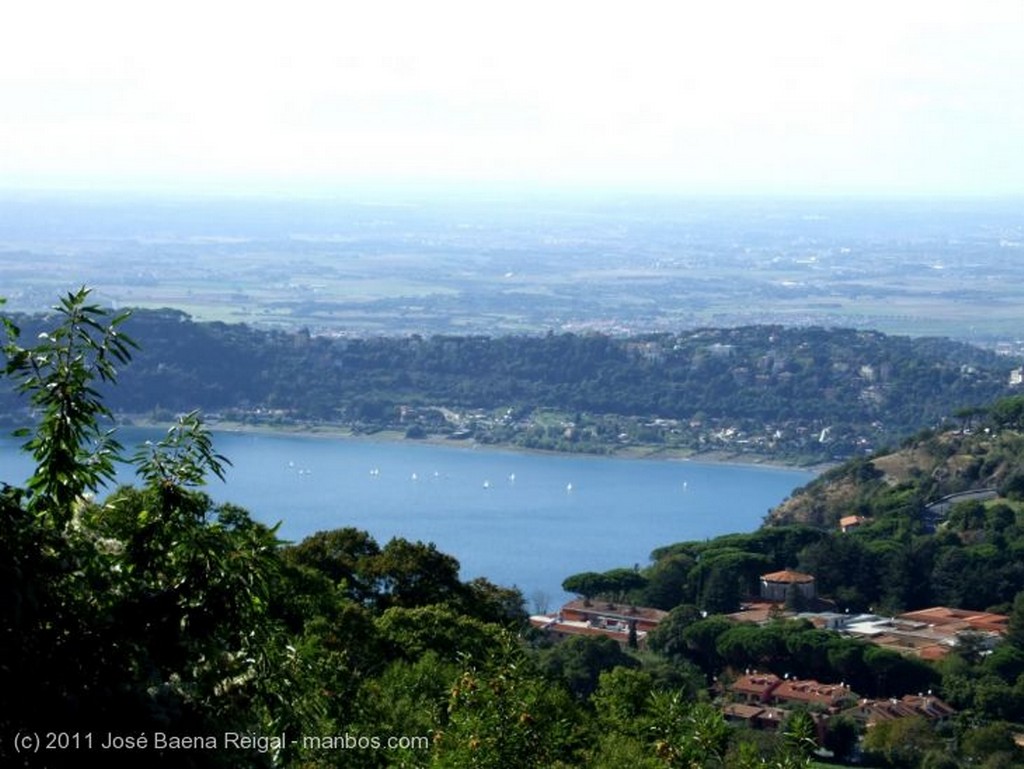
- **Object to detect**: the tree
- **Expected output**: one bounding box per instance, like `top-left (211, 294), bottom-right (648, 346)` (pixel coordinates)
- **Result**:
top-left (367, 537), bottom-right (464, 609)
top-left (646, 604), bottom-right (703, 660)
top-left (701, 564), bottom-right (742, 614)
top-left (1006, 590), bottom-right (1024, 649)
top-left (990, 395), bottom-right (1024, 430)
top-left (948, 499), bottom-right (987, 531)
top-left (642, 552), bottom-right (696, 609)
top-left (680, 615), bottom-right (736, 675)
top-left (592, 667), bottom-right (656, 736)
top-left (822, 714), bottom-right (859, 763)
top-left (537, 634), bottom-right (638, 699)
top-left (954, 405), bottom-right (988, 432)
top-left (283, 526), bottom-right (382, 604)
top-left (959, 722), bottom-right (1022, 766)
top-left (919, 750), bottom-right (960, 769)
top-left (0, 289), bottom-right (298, 767)
top-left (864, 646), bottom-right (938, 698)
top-left (647, 695), bottom-right (731, 768)
top-left (602, 567), bottom-right (648, 601)
top-left (3, 287), bottom-right (137, 521)
top-left (375, 604), bottom-right (501, 662)
top-left (716, 624), bottom-right (785, 670)
top-left (434, 634), bottom-right (580, 768)
top-left (862, 715), bottom-right (941, 768)
top-left (983, 643), bottom-right (1024, 681)
top-left (781, 710), bottom-right (817, 759)
top-left (461, 576), bottom-right (528, 627)
top-left (344, 652), bottom-right (456, 768)
top-left (562, 571), bottom-right (606, 604)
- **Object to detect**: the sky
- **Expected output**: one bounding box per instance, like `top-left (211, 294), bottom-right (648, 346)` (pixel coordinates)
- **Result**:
top-left (2, 0), bottom-right (1023, 197)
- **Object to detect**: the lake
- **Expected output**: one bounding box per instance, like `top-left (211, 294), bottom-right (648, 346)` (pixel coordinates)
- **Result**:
top-left (0, 428), bottom-right (815, 608)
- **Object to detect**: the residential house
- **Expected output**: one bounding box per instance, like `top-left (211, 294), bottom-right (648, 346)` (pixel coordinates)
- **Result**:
top-left (529, 599), bottom-right (667, 648)
top-left (728, 672), bottom-right (782, 704)
top-left (770, 678), bottom-right (857, 714)
top-left (843, 694), bottom-right (955, 728)
top-left (721, 703), bottom-right (789, 731)
top-left (839, 515), bottom-right (869, 533)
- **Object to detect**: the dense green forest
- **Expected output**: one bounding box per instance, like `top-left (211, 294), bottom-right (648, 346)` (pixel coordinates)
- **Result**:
top-left (1, 305), bottom-right (1017, 463)
top-left (5, 290), bottom-right (1024, 768)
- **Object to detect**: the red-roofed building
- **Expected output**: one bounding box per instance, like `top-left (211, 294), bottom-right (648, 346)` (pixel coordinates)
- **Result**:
top-left (839, 515), bottom-right (870, 533)
top-left (760, 569), bottom-right (816, 603)
top-left (728, 672), bottom-right (782, 704)
top-left (897, 606), bottom-right (1009, 635)
top-left (558, 599), bottom-right (667, 633)
top-left (771, 679), bottom-right (857, 713)
top-left (843, 694), bottom-right (955, 727)
top-left (528, 599), bottom-right (667, 648)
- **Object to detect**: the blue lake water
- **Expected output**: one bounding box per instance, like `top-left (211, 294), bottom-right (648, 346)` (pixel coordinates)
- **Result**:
top-left (0, 428), bottom-right (815, 608)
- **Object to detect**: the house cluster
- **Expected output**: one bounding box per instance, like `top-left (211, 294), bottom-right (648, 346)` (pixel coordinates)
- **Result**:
top-left (838, 606), bottom-right (1009, 660)
top-left (728, 569), bottom-right (1009, 661)
top-left (537, 568), bottom-right (1009, 663)
top-left (720, 671), bottom-right (955, 735)
top-left (534, 566), bottom-right (1005, 741)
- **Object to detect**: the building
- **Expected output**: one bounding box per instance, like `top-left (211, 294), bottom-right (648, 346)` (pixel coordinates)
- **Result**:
top-left (839, 515), bottom-right (869, 533)
top-left (843, 694), bottom-right (955, 728)
top-left (721, 703), bottom-right (789, 731)
top-left (529, 599), bottom-right (668, 648)
top-left (722, 672), bottom-right (953, 737)
top-left (728, 672), bottom-right (857, 713)
top-left (759, 569), bottom-right (816, 603)
top-left (771, 678), bottom-right (857, 713)
top-left (897, 606), bottom-right (1009, 635)
top-left (728, 672), bottom-right (782, 704)
top-left (842, 606), bottom-right (1009, 660)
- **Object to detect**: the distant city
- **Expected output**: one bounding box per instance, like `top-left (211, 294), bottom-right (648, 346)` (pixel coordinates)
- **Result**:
top-left (1, 192), bottom-right (1022, 348)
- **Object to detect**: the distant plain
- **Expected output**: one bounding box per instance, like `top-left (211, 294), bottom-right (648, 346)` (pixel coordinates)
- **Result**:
top-left (1, 192), bottom-right (1022, 344)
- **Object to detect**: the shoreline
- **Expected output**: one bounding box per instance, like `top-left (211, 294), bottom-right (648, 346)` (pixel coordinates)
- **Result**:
top-left (120, 415), bottom-right (831, 475)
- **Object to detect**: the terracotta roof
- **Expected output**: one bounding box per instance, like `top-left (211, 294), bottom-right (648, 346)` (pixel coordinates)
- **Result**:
top-left (761, 569), bottom-right (815, 584)
top-left (727, 601), bottom-right (779, 624)
top-left (901, 694), bottom-right (955, 719)
top-left (528, 617), bottom-right (633, 642)
top-left (773, 679), bottom-right (856, 708)
top-left (560, 598), bottom-right (668, 624)
top-left (897, 606), bottom-right (1009, 635)
top-left (917, 645), bottom-right (952, 661)
top-left (529, 602), bottom-right (665, 647)
top-left (729, 673), bottom-right (782, 698)
top-left (722, 703), bottom-right (766, 720)
top-left (846, 699), bottom-right (919, 725)
top-left (844, 694), bottom-right (955, 725)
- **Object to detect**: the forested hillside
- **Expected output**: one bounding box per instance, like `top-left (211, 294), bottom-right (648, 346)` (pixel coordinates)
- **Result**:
top-left (770, 395), bottom-right (1024, 528)
top-left (2, 306), bottom-right (1018, 462)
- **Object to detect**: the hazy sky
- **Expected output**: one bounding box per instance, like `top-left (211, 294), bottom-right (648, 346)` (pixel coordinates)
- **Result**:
top-left (3, 0), bottom-right (1022, 196)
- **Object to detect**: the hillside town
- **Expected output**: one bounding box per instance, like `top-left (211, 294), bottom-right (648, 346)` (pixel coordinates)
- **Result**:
top-left (532, 564), bottom-right (1012, 756)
